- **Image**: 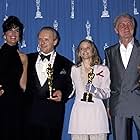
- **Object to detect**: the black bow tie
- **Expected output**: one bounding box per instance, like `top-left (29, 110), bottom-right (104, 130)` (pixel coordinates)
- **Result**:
top-left (40, 54), bottom-right (51, 61)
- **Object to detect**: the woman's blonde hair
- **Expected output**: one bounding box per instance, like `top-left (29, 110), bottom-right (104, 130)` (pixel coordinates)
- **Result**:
top-left (75, 39), bottom-right (101, 67)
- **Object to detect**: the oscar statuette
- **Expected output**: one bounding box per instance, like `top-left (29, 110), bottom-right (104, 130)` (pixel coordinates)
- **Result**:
top-left (81, 68), bottom-right (95, 102)
top-left (47, 63), bottom-right (53, 98)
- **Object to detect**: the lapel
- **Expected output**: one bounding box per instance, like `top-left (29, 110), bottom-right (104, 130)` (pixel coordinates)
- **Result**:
top-left (125, 40), bottom-right (140, 73)
top-left (40, 53), bottom-right (61, 88)
top-left (53, 53), bottom-right (63, 78)
top-left (115, 39), bottom-right (140, 86)
top-left (29, 53), bottom-right (42, 88)
top-left (117, 45), bottom-right (126, 71)
top-left (114, 44), bottom-right (126, 74)
top-left (115, 40), bottom-right (140, 73)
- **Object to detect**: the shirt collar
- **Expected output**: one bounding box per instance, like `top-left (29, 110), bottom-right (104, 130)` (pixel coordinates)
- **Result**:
top-left (40, 50), bottom-right (55, 56)
top-left (119, 38), bottom-right (134, 50)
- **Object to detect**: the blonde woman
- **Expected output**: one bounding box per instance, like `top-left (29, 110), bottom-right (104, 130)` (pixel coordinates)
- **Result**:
top-left (68, 39), bottom-right (110, 140)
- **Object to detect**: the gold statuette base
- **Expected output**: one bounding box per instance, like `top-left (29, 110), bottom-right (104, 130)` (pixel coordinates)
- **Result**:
top-left (81, 92), bottom-right (94, 103)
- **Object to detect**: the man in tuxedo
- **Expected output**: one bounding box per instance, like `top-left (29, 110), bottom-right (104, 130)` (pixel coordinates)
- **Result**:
top-left (25, 26), bottom-right (73, 140)
top-left (105, 13), bottom-right (140, 140)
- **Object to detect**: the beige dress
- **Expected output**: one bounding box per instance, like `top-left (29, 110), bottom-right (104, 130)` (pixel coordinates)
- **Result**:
top-left (68, 64), bottom-right (110, 134)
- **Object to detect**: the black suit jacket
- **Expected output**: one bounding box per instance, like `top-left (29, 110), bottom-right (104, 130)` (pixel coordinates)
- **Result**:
top-left (105, 39), bottom-right (140, 117)
top-left (25, 52), bottom-right (73, 128)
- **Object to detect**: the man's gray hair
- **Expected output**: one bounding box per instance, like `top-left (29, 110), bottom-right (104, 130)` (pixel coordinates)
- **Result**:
top-left (113, 13), bottom-right (135, 28)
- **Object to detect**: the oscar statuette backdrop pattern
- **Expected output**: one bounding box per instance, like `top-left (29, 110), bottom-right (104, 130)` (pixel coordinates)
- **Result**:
top-left (0, 0), bottom-right (140, 140)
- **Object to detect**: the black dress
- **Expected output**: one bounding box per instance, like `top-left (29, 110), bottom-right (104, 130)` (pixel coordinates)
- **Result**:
top-left (0, 43), bottom-right (24, 140)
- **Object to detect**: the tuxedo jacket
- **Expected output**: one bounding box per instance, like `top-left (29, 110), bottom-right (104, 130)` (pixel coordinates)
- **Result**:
top-left (105, 39), bottom-right (140, 117)
top-left (25, 52), bottom-right (73, 128)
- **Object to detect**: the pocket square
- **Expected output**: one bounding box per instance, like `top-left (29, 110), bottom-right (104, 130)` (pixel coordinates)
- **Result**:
top-left (60, 68), bottom-right (67, 75)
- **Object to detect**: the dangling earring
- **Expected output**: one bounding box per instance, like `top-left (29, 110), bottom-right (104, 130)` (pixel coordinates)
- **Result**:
top-left (3, 35), bottom-right (7, 43)
top-left (37, 44), bottom-right (40, 52)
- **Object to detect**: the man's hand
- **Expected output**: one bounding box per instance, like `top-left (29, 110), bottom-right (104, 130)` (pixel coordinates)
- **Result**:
top-left (48, 90), bottom-right (62, 102)
top-left (0, 85), bottom-right (4, 96)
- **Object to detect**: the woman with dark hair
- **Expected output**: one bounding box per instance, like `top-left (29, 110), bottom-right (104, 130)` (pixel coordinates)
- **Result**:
top-left (0, 16), bottom-right (28, 140)
top-left (68, 39), bottom-right (110, 140)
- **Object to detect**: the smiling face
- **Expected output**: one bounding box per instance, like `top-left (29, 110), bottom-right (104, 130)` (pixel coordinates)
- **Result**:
top-left (4, 26), bottom-right (20, 46)
top-left (38, 29), bottom-right (58, 54)
top-left (115, 16), bottom-right (134, 41)
top-left (76, 39), bottom-right (100, 66)
top-left (2, 16), bottom-right (24, 45)
top-left (79, 41), bottom-right (93, 60)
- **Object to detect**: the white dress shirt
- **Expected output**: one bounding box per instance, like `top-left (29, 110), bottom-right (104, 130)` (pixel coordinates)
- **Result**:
top-left (120, 39), bottom-right (134, 69)
top-left (36, 51), bottom-right (56, 86)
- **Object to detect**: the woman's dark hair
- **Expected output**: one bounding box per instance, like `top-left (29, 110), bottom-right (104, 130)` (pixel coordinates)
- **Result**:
top-left (2, 16), bottom-right (24, 43)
